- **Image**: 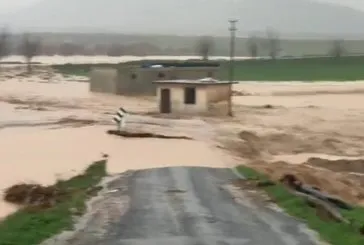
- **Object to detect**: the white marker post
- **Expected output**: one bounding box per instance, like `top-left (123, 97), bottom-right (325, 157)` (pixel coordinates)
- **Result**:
top-left (113, 107), bottom-right (128, 131)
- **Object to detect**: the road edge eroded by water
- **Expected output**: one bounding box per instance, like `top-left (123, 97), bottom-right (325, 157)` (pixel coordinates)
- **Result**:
top-left (40, 172), bottom-right (132, 245)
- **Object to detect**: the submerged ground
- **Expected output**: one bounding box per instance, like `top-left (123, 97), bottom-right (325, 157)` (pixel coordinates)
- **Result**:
top-left (1, 64), bottom-right (364, 244)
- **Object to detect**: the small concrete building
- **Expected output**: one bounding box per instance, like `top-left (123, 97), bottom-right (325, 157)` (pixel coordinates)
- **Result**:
top-left (89, 62), bottom-right (220, 96)
top-left (153, 78), bottom-right (236, 116)
top-left (89, 67), bottom-right (118, 94)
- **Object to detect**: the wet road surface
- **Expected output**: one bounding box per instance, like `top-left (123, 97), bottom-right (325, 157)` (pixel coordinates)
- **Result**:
top-left (63, 167), bottom-right (320, 245)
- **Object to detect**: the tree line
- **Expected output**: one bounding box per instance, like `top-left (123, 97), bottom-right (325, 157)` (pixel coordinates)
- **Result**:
top-left (0, 29), bottom-right (40, 73)
top-left (0, 27), bottom-right (348, 71)
top-left (196, 28), bottom-right (347, 60)
top-left (0, 29), bottom-right (179, 63)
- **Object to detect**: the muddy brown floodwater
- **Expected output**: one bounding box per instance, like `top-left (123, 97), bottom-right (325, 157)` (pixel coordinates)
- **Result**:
top-left (0, 68), bottom-right (237, 219)
top-left (2, 66), bottom-right (364, 219)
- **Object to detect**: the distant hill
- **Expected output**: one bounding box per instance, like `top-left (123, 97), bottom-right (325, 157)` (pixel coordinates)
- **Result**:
top-left (3, 0), bottom-right (364, 37)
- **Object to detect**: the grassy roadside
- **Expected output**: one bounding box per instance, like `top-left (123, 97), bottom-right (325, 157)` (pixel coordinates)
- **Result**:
top-left (236, 165), bottom-right (364, 245)
top-left (0, 160), bottom-right (107, 245)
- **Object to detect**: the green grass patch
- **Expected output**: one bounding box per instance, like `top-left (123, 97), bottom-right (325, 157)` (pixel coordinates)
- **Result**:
top-left (236, 165), bottom-right (364, 245)
top-left (222, 56), bottom-right (364, 81)
top-left (52, 56), bottom-right (364, 81)
top-left (51, 59), bottom-right (218, 77)
top-left (0, 160), bottom-right (107, 245)
top-left (52, 64), bottom-right (100, 77)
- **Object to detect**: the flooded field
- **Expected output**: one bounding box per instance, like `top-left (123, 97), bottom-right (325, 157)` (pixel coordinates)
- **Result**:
top-left (2, 65), bottom-right (364, 218)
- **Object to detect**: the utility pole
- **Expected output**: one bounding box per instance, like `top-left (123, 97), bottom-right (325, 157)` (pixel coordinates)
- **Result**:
top-left (228, 19), bottom-right (237, 117)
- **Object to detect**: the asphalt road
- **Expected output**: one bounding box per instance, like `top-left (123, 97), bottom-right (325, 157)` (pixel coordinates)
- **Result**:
top-left (61, 167), bottom-right (320, 245)
top-left (79, 166), bottom-right (318, 245)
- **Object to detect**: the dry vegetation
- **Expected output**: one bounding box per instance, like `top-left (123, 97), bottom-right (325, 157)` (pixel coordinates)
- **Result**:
top-left (0, 160), bottom-right (107, 245)
top-left (4, 184), bottom-right (67, 211)
top-left (107, 129), bottom-right (193, 139)
top-left (223, 127), bottom-right (364, 206)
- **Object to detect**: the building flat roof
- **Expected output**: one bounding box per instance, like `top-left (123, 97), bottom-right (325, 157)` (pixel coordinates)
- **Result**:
top-left (153, 78), bottom-right (238, 85)
top-left (140, 61), bottom-right (220, 68)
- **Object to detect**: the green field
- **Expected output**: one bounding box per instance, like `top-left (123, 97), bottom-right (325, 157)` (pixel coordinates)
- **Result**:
top-left (221, 56), bottom-right (364, 81)
top-left (52, 56), bottom-right (364, 81)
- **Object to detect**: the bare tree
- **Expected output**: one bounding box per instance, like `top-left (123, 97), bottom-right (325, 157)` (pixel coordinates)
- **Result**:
top-left (58, 41), bottom-right (83, 56)
top-left (21, 33), bottom-right (41, 73)
top-left (196, 36), bottom-right (214, 60)
top-left (0, 27), bottom-right (10, 66)
top-left (266, 28), bottom-right (280, 59)
top-left (40, 43), bottom-right (58, 56)
top-left (106, 43), bottom-right (125, 57)
top-left (329, 39), bottom-right (345, 58)
top-left (247, 36), bottom-right (259, 58)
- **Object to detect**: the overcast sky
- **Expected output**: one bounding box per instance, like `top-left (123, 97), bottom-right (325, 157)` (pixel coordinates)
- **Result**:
top-left (0, 0), bottom-right (40, 13)
top-left (1, 0), bottom-right (364, 13)
top-left (317, 0), bottom-right (364, 10)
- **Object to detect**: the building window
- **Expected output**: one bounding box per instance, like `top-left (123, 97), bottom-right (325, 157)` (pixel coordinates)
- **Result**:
top-left (131, 73), bottom-right (137, 80)
top-left (184, 87), bottom-right (196, 104)
top-left (158, 72), bottom-right (165, 78)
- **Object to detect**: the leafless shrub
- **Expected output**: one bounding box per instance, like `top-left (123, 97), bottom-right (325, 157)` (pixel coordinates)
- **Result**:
top-left (40, 43), bottom-right (58, 56)
top-left (196, 36), bottom-right (214, 60)
top-left (247, 35), bottom-right (259, 58)
top-left (20, 33), bottom-right (41, 73)
top-left (58, 41), bottom-right (83, 56)
top-left (0, 27), bottom-right (10, 65)
top-left (106, 43), bottom-right (125, 56)
top-left (329, 39), bottom-right (345, 58)
top-left (266, 28), bottom-right (281, 59)
top-left (126, 42), bottom-right (160, 56)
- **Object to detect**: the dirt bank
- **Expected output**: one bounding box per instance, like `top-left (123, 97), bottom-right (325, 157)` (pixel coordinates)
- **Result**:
top-left (214, 81), bottom-right (364, 206)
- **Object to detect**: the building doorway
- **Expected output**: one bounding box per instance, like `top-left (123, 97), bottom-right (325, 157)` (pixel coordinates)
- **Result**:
top-left (160, 88), bottom-right (171, 113)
